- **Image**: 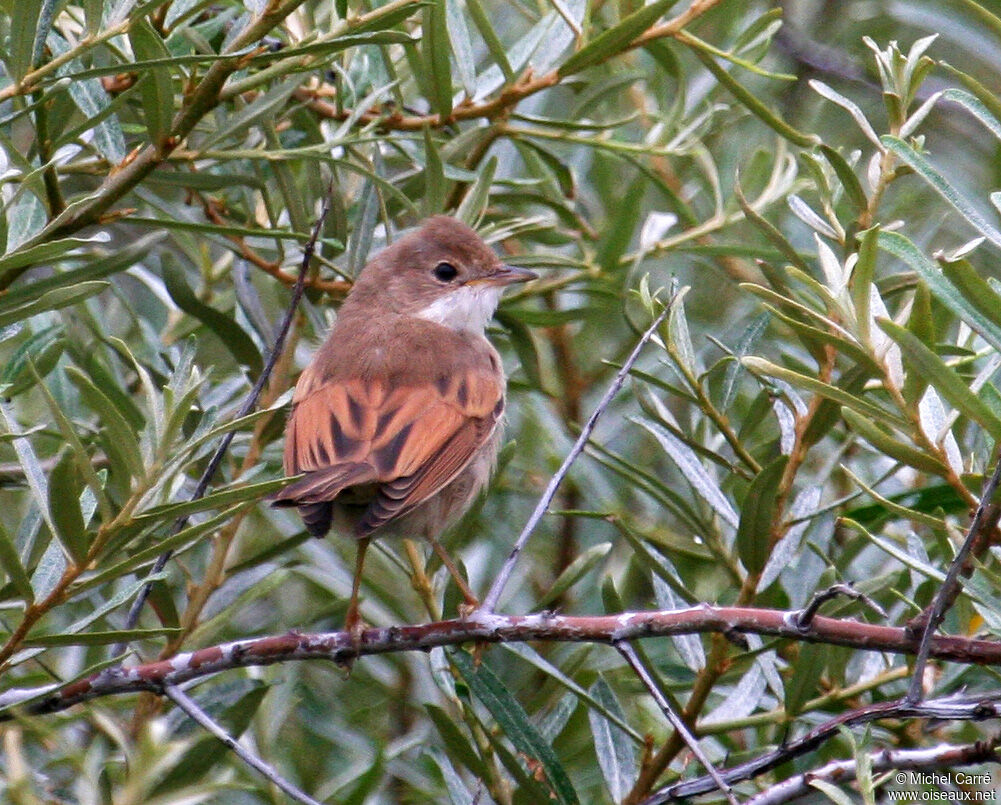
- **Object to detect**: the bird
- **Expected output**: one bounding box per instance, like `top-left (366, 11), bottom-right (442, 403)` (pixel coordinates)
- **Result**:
top-left (271, 215), bottom-right (537, 632)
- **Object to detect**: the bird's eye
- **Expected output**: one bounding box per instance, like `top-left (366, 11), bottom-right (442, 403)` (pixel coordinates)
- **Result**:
top-left (433, 262), bottom-right (459, 282)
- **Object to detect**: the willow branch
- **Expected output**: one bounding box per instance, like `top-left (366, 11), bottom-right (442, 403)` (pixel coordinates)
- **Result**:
top-left (9, 605), bottom-right (1001, 719)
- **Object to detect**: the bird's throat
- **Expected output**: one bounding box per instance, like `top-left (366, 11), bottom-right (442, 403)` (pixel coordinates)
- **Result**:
top-left (413, 284), bottom-right (504, 333)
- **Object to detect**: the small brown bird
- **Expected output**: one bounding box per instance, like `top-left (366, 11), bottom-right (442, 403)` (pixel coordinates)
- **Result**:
top-left (272, 216), bottom-right (536, 630)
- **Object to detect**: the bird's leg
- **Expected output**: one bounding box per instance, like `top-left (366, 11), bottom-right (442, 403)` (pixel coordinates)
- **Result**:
top-left (344, 536), bottom-right (371, 641)
top-left (427, 535), bottom-right (479, 614)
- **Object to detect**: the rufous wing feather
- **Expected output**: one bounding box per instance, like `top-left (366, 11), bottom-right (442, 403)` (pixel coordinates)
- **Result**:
top-left (272, 361), bottom-right (504, 537)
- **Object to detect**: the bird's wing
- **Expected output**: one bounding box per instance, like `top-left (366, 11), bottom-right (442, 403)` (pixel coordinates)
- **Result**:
top-left (275, 364), bottom-right (503, 532)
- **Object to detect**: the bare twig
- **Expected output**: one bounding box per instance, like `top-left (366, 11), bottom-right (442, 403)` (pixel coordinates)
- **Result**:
top-left (116, 189), bottom-right (332, 649)
top-left (480, 304), bottom-right (671, 612)
top-left (163, 684), bottom-right (324, 805)
top-left (789, 582), bottom-right (887, 631)
top-left (16, 606), bottom-right (1001, 719)
top-left (907, 446), bottom-right (1001, 703)
top-left (615, 641), bottom-right (738, 805)
top-left (642, 695), bottom-right (1001, 802)
top-left (744, 738), bottom-right (1001, 805)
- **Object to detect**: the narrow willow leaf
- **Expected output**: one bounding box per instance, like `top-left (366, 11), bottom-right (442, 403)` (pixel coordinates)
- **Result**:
top-left (465, 0), bottom-right (514, 81)
top-left (535, 542), bottom-right (611, 609)
top-left (632, 418), bottom-right (739, 528)
top-left (809, 80), bottom-right (882, 147)
top-left (841, 467), bottom-right (944, 529)
top-left (883, 136), bottom-right (1001, 250)
top-left (23, 627), bottom-right (181, 647)
top-left (0, 282), bottom-right (109, 330)
top-left (819, 145), bottom-right (867, 213)
top-left (689, 46), bottom-right (818, 148)
top-left (29, 361), bottom-right (112, 522)
top-left (161, 261), bottom-right (263, 376)
top-left (758, 485), bottom-right (822, 593)
top-left (455, 156), bottom-right (496, 226)
top-left (426, 705), bottom-right (489, 779)
top-left (444, 0), bottom-right (476, 97)
top-left (0, 518), bottom-right (33, 603)
top-left (423, 0), bottom-right (453, 118)
top-left (559, 0), bottom-right (680, 77)
top-left (735, 456), bottom-right (787, 574)
top-left (587, 676), bottom-right (637, 802)
top-left (47, 449), bottom-right (89, 563)
top-left (742, 356), bottom-right (909, 430)
top-left (128, 18), bottom-right (175, 147)
top-left (652, 574), bottom-right (705, 670)
top-left (785, 642), bottom-right (825, 716)
top-left (842, 408), bottom-right (948, 476)
top-left (941, 87), bottom-right (1001, 142)
top-left (423, 126), bottom-right (447, 217)
top-left (0, 236), bottom-right (105, 277)
top-left (501, 643), bottom-right (643, 742)
top-left (665, 286), bottom-right (696, 373)
top-left (721, 312), bottom-right (769, 411)
top-left (851, 225), bottom-right (879, 348)
top-left (451, 649), bottom-right (579, 804)
top-left (64, 366), bottom-right (145, 482)
top-left (878, 319), bottom-right (1001, 443)
top-left (938, 254), bottom-right (1001, 335)
top-left (133, 478), bottom-right (288, 525)
top-left (426, 747), bottom-right (475, 805)
top-left (734, 178), bottom-right (810, 273)
top-left (0, 399), bottom-right (58, 541)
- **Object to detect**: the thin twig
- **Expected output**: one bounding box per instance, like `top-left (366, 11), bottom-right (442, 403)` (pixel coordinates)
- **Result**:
top-left (643, 695), bottom-right (1001, 802)
top-left (615, 640), bottom-right (739, 805)
top-left (115, 190), bottom-right (332, 651)
top-left (163, 684), bottom-right (324, 805)
top-left (479, 304), bottom-right (671, 612)
top-left (789, 582), bottom-right (887, 631)
top-left (907, 445), bottom-right (1001, 703)
top-left (742, 738), bottom-right (1001, 805)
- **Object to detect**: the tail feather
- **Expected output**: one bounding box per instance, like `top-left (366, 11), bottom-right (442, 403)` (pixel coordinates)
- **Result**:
top-left (299, 502), bottom-right (333, 537)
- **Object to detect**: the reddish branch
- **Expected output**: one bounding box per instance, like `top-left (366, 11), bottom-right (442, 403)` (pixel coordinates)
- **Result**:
top-left (643, 697), bottom-right (1001, 802)
top-left (8, 605), bottom-right (1001, 719)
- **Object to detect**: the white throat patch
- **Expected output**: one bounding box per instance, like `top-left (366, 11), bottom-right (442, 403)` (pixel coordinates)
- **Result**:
top-left (414, 284), bottom-right (504, 333)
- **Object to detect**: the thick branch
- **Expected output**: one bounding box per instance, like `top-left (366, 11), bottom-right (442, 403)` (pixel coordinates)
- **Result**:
top-left (8, 605), bottom-right (1001, 719)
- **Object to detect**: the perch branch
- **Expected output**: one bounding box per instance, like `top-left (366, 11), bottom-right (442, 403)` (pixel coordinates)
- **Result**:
top-left (9, 605), bottom-right (1001, 719)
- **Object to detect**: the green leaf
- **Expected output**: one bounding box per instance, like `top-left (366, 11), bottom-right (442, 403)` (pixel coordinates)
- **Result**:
top-left (23, 627), bottom-right (181, 646)
top-left (587, 676), bottom-right (637, 802)
top-left (735, 455), bottom-right (787, 574)
top-left (464, 0), bottom-right (514, 80)
top-left (128, 18), bottom-right (175, 147)
top-left (451, 649), bottom-right (579, 804)
top-left (784, 642), bottom-right (825, 716)
top-left (882, 135), bottom-right (1001, 250)
top-left (878, 230), bottom-right (1001, 352)
top-left (938, 254), bottom-right (1001, 336)
top-left (64, 366), bottom-right (146, 482)
top-left (426, 704), bottom-right (489, 779)
top-left (689, 46), bottom-right (818, 148)
top-left (161, 261), bottom-right (263, 376)
top-left (423, 126), bottom-right (447, 216)
top-left (878, 319), bottom-right (1001, 443)
top-left (818, 145), bottom-right (867, 213)
top-left (535, 542), bottom-right (611, 610)
top-left (842, 409), bottom-right (947, 476)
top-left (851, 225), bottom-right (879, 348)
top-left (559, 0), bottom-right (680, 77)
top-left (0, 281), bottom-right (109, 330)
top-left (47, 449), bottom-right (89, 563)
top-left (423, 0), bottom-right (453, 117)
top-left (455, 156), bottom-right (496, 226)
top-left (742, 356), bottom-right (909, 430)
top-left (133, 478), bottom-right (288, 525)
top-left (0, 517), bottom-right (34, 603)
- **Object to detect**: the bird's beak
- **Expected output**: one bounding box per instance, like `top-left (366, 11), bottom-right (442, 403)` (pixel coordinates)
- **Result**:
top-left (474, 264), bottom-right (538, 287)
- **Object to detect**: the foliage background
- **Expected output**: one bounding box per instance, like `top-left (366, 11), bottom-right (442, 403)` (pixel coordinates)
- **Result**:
top-left (2, 0), bottom-right (1001, 802)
